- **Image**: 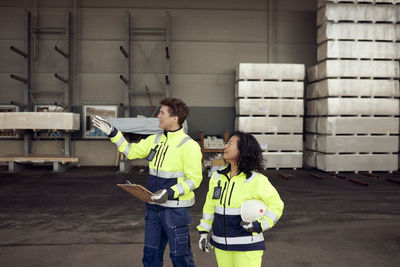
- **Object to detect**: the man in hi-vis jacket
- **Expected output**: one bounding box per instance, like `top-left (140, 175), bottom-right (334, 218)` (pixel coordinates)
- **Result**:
top-left (93, 98), bottom-right (202, 267)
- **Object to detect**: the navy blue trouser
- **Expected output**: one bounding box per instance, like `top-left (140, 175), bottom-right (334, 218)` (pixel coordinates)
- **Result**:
top-left (142, 205), bottom-right (195, 267)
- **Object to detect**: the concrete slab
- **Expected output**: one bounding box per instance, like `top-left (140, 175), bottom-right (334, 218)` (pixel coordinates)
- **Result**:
top-left (317, 41), bottom-right (400, 61)
top-left (317, 4), bottom-right (400, 26)
top-left (236, 63), bottom-right (305, 81)
top-left (254, 134), bottom-right (303, 151)
top-left (236, 117), bottom-right (303, 133)
top-left (0, 166), bottom-right (399, 266)
top-left (306, 79), bottom-right (399, 99)
top-left (306, 98), bottom-right (399, 116)
top-left (0, 112), bottom-right (80, 130)
top-left (317, 23), bottom-right (399, 44)
top-left (236, 99), bottom-right (304, 116)
top-left (235, 81), bottom-right (304, 98)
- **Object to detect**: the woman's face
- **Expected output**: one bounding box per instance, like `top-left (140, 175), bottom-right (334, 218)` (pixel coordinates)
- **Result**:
top-left (223, 135), bottom-right (240, 163)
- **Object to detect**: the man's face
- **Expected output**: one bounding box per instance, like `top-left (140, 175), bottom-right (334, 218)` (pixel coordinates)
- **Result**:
top-left (158, 105), bottom-right (178, 130)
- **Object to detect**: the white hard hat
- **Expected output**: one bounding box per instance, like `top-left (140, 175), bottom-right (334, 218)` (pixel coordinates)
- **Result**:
top-left (240, 199), bottom-right (267, 223)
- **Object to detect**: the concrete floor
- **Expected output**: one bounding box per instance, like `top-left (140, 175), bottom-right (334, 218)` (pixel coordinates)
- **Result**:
top-left (0, 166), bottom-right (399, 267)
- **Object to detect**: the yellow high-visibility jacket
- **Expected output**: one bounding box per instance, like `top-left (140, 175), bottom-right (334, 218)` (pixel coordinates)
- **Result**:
top-left (110, 127), bottom-right (203, 208)
top-left (197, 166), bottom-right (284, 251)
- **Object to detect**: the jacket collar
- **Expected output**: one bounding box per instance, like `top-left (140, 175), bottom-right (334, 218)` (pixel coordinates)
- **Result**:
top-left (163, 126), bottom-right (184, 138)
top-left (217, 164), bottom-right (252, 179)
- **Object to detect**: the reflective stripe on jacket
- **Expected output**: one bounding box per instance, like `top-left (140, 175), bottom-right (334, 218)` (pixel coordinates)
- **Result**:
top-left (197, 166), bottom-right (284, 251)
top-left (110, 128), bottom-right (202, 208)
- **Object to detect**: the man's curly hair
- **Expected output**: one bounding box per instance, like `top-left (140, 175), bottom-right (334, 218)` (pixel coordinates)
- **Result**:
top-left (229, 131), bottom-right (264, 176)
top-left (160, 97), bottom-right (190, 126)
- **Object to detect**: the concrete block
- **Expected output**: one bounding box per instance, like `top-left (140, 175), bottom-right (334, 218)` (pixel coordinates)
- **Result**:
top-left (305, 117), bottom-right (399, 135)
top-left (235, 81), bottom-right (304, 98)
top-left (236, 99), bottom-right (304, 116)
top-left (305, 134), bottom-right (398, 153)
top-left (236, 63), bottom-right (305, 81)
top-left (254, 134), bottom-right (303, 151)
top-left (317, 4), bottom-right (400, 26)
top-left (318, 0), bottom-right (400, 8)
top-left (262, 152), bottom-right (303, 169)
top-left (317, 23), bottom-right (399, 44)
top-left (0, 112), bottom-right (80, 130)
top-left (307, 98), bottom-right (399, 116)
top-left (317, 41), bottom-right (400, 61)
top-left (307, 79), bottom-right (399, 99)
top-left (307, 60), bottom-right (399, 82)
top-left (306, 152), bottom-right (398, 172)
top-left (236, 117), bottom-right (303, 133)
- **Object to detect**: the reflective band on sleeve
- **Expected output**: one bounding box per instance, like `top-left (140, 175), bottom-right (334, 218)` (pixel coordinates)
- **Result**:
top-left (265, 210), bottom-right (278, 224)
top-left (199, 221), bottom-right (212, 232)
top-left (214, 206), bottom-right (241, 215)
top-left (123, 143), bottom-right (130, 156)
top-left (261, 219), bottom-right (272, 231)
top-left (116, 136), bottom-right (126, 147)
top-left (149, 168), bottom-right (186, 179)
top-left (214, 173), bottom-right (220, 181)
top-left (177, 136), bottom-right (192, 148)
top-left (212, 234), bottom-right (264, 245)
top-left (184, 179), bottom-right (195, 191)
top-left (203, 213), bottom-right (214, 221)
top-left (146, 198), bottom-right (195, 208)
top-left (177, 183), bottom-right (185, 196)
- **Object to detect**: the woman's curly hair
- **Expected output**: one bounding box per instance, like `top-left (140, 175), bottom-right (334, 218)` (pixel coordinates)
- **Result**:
top-left (229, 131), bottom-right (264, 176)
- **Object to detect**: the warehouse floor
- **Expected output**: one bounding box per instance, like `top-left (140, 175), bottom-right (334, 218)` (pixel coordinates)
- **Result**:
top-left (0, 166), bottom-right (399, 267)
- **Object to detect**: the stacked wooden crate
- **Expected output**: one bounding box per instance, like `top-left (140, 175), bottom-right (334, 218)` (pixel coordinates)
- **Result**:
top-left (305, 0), bottom-right (400, 172)
top-left (235, 63), bottom-right (305, 169)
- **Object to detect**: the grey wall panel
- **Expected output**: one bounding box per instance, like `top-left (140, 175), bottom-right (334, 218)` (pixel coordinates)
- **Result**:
top-left (171, 10), bottom-right (267, 42)
top-left (171, 74), bottom-right (234, 107)
top-left (276, 11), bottom-right (316, 44)
top-left (187, 107), bottom-right (235, 139)
top-left (31, 73), bottom-right (65, 92)
top-left (171, 42), bottom-right (268, 74)
top-left (80, 41), bottom-right (125, 73)
top-left (31, 40), bottom-right (67, 73)
top-left (275, 44), bottom-right (317, 69)
top-left (0, 8), bottom-right (25, 40)
top-left (0, 74), bottom-right (25, 103)
top-left (277, 0), bottom-right (317, 12)
top-left (80, 9), bottom-right (126, 40)
top-left (79, 0), bottom-right (267, 10)
top-left (79, 74), bottom-right (126, 103)
top-left (0, 40), bottom-right (25, 72)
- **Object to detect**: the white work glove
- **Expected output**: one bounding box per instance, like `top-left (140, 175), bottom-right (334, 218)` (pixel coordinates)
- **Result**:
top-left (151, 189), bottom-right (168, 204)
top-left (92, 115), bottom-right (113, 136)
top-left (198, 233), bottom-right (211, 253)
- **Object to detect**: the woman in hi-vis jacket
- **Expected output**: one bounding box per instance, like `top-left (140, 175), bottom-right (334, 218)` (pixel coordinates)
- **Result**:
top-left (197, 131), bottom-right (284, 267)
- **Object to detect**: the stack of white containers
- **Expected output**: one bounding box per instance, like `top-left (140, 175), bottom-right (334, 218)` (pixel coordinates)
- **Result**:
top-left (305, 0), bottom-right (400, 172)
top-left (235, 63), bottom-right (305, 169)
